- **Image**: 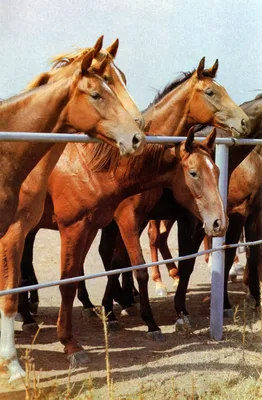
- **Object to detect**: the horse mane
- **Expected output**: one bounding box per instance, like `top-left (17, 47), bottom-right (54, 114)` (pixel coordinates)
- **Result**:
top-left (50, 47), bottom-right (92, 69)
top-left (86, 142), bottom-right (166, 178)
top-left (25, 47), bottom-right (111, 91)
top-left (255, 93), bottom-right (262, 100)
top-left (143, 67), bottom-right (216, 113)
top-left (143, 71), bottom-right (194, 112)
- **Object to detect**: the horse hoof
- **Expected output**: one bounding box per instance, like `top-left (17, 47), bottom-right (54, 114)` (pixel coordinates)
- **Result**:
top-left (28, 301), bottom-right (39, 315)
top-left (15, 313), bottom-right (24, 322)
top-left (172, 279), bottom-right (179, 288)
top-left (120, 306), bottom-right (137, 317)
top-left (67, 350), bottom-right (91, 368)
top-left (107, 321), bottom-right (120, 332)
top-left (22, 322), bottom-right (39, 335)
top-left (155, 285), bottom-right (168, 297)
top-left (82, 308), bottom-right (97, 318)
top-left (223, 308), bottom-right (234, 318)
top-left (147, 330), bottom-right (164, 341)
top-left (174, 315), bottom-right (192, 333)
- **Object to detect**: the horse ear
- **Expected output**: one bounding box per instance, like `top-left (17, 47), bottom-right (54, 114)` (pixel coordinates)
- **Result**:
top-left (197, 57), bottom-right (205, 79)
top-left (144, 120), bottom-right (152, 133)
top-left (185, 126), bottom-right (195, 152)
top-left (207, 59), bottom-right (219, 78)
top-left (203, 128), bottom-right (217, 150)
top-left (95, 54), bottom-right (109, 75)
top-left (81, 49), bottom-right (95, 74)
top-left (106, 39), bottom-right (119, 58)
top-left (93, 35), bottom-right (104, 57)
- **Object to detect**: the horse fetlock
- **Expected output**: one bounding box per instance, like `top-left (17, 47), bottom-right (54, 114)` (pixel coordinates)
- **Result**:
top-left (82, 307), bottom-right (97, 319)
top-left (22, 322), bottom-right (39, 335)
top-left (120, 306), bottom-right (137, 317)
top-left (28, 300), bottom-right (39, 315)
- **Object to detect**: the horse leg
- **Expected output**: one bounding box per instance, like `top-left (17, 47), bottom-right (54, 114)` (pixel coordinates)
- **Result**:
top-left (174, 212), bottom-right (205, 331)
top-left (102, 230), bottom-right (137, 328)
top-left (203, 235), bottom-right (212, 266)
top-left (148, 220), bottom-right (167, 297)
top-left (223, 214), bottom-right (246, 315)
top-left (244, 208), bottom-right (262, 310)
top-left (158, 220), bottom-right (178, 284)
top-left (18, 229), bottom-right (39, 331)
top-left (57, 221), bottom-right (97, 367)
top-left (0, 226), bottom-right (27, 382)
top-left (116, 216), bottom-right (161, 339)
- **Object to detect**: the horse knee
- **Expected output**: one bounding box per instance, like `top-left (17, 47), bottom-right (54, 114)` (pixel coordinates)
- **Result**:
top-left (136, 269), bottom-right (149, 285)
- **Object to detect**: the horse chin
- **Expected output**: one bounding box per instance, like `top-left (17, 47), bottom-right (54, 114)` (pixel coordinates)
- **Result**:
top-left (203, 224), bottom-right (226, 238)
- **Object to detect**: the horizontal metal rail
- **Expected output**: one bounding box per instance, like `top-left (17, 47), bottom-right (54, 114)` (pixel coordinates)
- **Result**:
top-left (0, 131), bottom-right (261, 145)
top-left (0, 240), bottom-right (261, 297)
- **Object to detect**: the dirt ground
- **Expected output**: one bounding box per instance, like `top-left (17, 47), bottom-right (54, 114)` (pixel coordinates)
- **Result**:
top-left (0, 226), bottom-right (261, 399)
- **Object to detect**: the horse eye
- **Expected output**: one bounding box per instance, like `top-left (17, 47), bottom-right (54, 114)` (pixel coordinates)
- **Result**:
top-left (189, 170), bottom-right (198, 178)
top-left (103, 75), bottom-right (109, 83)
top-left (90, 92), bottom-right (102, 100)
top-left (206, 88), bottom-right (214, 96)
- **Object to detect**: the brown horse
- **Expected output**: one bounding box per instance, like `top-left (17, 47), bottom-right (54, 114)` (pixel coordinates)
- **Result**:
top-left (0, 47), bottom-right (145, 382)
top-left (23, 126), bottom-right (227, 358)
top-left (18, 58), bottom-right (250, 346)
top-left (141, 96), bottom-right (262, 315)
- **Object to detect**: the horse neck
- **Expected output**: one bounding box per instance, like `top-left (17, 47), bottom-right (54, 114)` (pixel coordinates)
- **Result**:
top-left (143, 78), bottom-right (193, 137)
top-left (0, 78), bottom-right (71, 133)
top-left (112, 145), bottom-right (176, 197)
top-left (0, 79), bottom-right (71, 185)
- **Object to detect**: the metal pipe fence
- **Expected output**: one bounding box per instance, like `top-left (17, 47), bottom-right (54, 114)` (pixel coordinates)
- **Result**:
top-left (0, 132), bottom-right (261, 340)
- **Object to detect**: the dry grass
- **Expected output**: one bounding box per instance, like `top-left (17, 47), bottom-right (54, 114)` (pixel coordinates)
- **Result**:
top-left (9, 304), bottom-right (261, 400)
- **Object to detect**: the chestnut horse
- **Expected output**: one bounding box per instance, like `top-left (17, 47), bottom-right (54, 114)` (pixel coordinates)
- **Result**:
top-left (0, 47), bottom-right (145, 382)
top-left (25, 35), bottom-right (144, 129)
top-left (19, 58), bottom-right (249, 344)
top-left (141, 95), bottom-right (262, 320)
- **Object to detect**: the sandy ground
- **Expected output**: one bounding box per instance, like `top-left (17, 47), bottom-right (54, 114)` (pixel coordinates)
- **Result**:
top-left (0, 226), bottom-right (261, 399)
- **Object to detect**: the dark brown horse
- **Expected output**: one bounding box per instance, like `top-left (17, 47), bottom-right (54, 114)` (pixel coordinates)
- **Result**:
top-left (19, 58), bottom-right (250, 351)
top-left (0, 47), bottom-right (145, 382)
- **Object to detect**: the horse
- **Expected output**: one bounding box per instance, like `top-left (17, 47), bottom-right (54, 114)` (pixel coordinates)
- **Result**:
top-left (0, 46), bottom-right (145, 383)
top-left (25, 35), bottom-right (144, 129)
top-left (18, 58), bottom-right (250, 345)
top-left (134, 95), bottom-right (262, 322)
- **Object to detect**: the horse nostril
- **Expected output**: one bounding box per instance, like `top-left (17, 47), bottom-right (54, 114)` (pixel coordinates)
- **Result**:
top-left (213, 219), bottom-right (221, 232)
top-left (132, 133), bottom-right (142, 147)
top-left (135, 117), bottom-right (145, 130)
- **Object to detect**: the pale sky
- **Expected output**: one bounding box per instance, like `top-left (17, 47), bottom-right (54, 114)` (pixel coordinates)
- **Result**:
top-left (1, 0), bottom-right (261, 110)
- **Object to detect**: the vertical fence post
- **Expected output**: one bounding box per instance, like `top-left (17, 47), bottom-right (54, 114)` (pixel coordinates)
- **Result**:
top-left (210, 144), bottom-right (229, 340)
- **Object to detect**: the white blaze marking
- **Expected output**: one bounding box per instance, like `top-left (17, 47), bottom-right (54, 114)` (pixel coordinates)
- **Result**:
top-left (112, 64), bottom-right (136, 102)
top-left (205, 157), bottom-right (215, 171)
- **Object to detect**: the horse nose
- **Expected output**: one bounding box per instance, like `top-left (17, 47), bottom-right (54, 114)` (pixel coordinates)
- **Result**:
top-left (213, 219), bottom-right (221, 233)
top-left (241, 117), bottom-right (251, 135)
top-left (132, 133), bottom-right (144, 148)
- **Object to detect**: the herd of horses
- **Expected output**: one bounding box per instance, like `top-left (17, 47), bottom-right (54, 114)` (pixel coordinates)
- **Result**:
top-left (0, 36), bottom-right (261, 383)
